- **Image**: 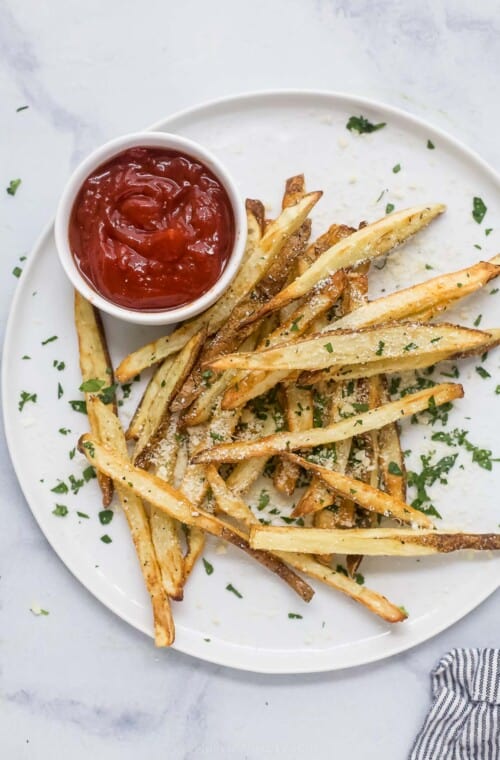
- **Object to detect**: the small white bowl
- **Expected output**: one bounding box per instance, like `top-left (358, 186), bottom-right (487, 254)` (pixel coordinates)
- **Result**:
top-left (55, 131), bottom-right (247, 325)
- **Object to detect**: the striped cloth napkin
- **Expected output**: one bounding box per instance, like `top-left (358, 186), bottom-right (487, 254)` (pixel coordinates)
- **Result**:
top-left (410, 649), bottom-right (500, 759)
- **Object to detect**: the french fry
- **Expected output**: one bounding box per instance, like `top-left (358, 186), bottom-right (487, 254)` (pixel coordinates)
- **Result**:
top-left (221, 271), bottom-right (346, 409)
top-left (206, 467), bottom-right (404, 623)
top-left (74, 291), bottom-right (115, 506)
top-left (183, 527), bottom-right (206, 581)
top-left (133, 329), bottom-right (206, 468)
top-left (85, 398), bottom-right (174, 646)
top-left (126, 355), bottom-right (175, 440)
top-left (286, 454), bottom-right (431, 528)
top-left (241, 204), bottom-right (446, 325)
top-left (78, 434), bottom-right (316, 601)
top-left (210, 322), bottom-right (490, 373)
top-left (149, 412), bottom-right (185, 601)
top-left (250, 526), bottom-right (500, 556)
top-left (332, 257), bottom-right (500, 331)
top-left (376, 377), bottom-right (406, 502)
top-left (192, 383), bottom-right (463, 464)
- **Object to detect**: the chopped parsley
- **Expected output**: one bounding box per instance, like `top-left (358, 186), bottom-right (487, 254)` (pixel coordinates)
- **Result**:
top-left (290, 315), bottom-right (303, 332)
top-left (79, 378), bottom-right (105, 392)
top-left (407, 451), bottom-right (459, 517)
top-left (69, 400), bottom-right (87, 413)
top-left (69, 475), bottom-right (84, 495)
top-left (324, 342), bottom-right (333, 353)
top-left (440, 365), bottom-right (459, 379)
top-left (388, 461), bottom-right (403, 476)
top-left (58, 427), bottom-right (71, 435)
top-left (257, 490), bottom-right (270, 511)
top-left (209, 431), bottom-right (224, 442)
top-left (77, 511), bottom-right (90, 519)
top-left (403, 342), bottom-right (418, 352)
top-left (288, 613), bottom-right (303, 619)
top-left (99, 510), bottom-right (113, 525)
top-left (485, 228), bottom-right (493, 236)
top-left (41, 335), bottom-right (58, 346)
top-left (476, 366), bottom-right (491, 379)
top-left (82, 440), bottom-right (95, 457)
top-left (83, 466), bottom-right (96, 482)
top-left (354, 572), bottom-right (365, 585)
top-left (53, 360), bottom-right (65, 371)
top-left (376, 340), bottom-right (386, 356)
top-left (51, 481), bottom-right (68, 494)
top-left (346, 115), bottom-right (386, 134)
top-left (385, 203), bottom-right (395, 215)
top-left (226, 583), bottom-right (242, 598)
top-left (57, 382), bottom-right (64, 399)
top-left (6, 178), bottom-right (21, 196)
top-left (16, 105), bottom-right (29, 112)
top-left (392, 163), bottom-right (401, 174)
top-left (472, 197), bottom-right (487, 224)
top-left (12, 266), bottom-right (22, 278)
top-left (335, 564), bottom-right (348, 576)
top-left (473, 314), bottom-right (482, 327)
top-left (202, 558), bottom-right (214, 575)
top-left (100, 534), bottom-right (112, 544)
top-left (22, 355), bottom-right (31, 360)
top-left (18, 390), bottom-right (37, 411)
top-left (52, 504), bottom-right (68, 517)
top-left (98, 384), bottom-right (117, 405)
top-left (427, 139), bottom-right (435, 150)
top-left (431, 428), bottom-right (499, 471)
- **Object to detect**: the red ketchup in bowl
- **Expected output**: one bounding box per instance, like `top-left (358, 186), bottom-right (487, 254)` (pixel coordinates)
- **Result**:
top-left (69, 147), bottom-right (235, 311)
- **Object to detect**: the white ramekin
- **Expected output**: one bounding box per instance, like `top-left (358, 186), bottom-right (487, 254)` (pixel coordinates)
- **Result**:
top-left (54, 131), bottom-right (246, 325)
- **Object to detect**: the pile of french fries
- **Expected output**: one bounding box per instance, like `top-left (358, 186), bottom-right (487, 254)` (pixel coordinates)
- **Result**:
top-left (74, 175), bottom-right (500, 646)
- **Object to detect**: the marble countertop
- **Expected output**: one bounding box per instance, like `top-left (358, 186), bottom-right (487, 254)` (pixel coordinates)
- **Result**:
top-left (1, 1), bottom-right (498, 757)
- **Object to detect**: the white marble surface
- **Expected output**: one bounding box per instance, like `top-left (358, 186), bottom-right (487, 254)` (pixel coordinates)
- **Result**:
top-left (1, 1), bottom-right (499, 757)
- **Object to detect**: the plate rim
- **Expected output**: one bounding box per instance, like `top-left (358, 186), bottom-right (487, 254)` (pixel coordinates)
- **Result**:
top-left (3, 88), bottom-right (499, 674)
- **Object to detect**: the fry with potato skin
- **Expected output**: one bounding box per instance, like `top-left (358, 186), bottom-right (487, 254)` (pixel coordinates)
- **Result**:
top-left (209, 322), bottom-right (490, 373)
top-left (240, 204), bottom-right (446, 326)
top-left (206, 467), bottom-right (405, 623)
top-left (133, 328), bottom-right (206, 468)
top-left (74, 291), bottom-right (115, 506)
top-left (192, 383), bottom-right (464, 464)
top-left (85, 398), bottom-right (175, 646)
top-left (77, 434), bottom-right (316, 601)
top-left (249, 526), bottom-right (500, 556)
top-left (286, 454), bottom-right (432, 528)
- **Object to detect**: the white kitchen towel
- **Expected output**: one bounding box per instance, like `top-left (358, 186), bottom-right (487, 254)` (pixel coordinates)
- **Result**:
top-left (409, 649), bottom-right (500, 759)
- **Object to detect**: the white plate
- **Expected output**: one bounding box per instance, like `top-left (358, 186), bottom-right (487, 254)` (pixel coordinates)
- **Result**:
top-left (3, 91), bottom-right (500, 674)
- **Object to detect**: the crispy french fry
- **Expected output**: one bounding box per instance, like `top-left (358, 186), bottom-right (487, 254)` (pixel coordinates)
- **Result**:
top-left (149, 412), bottom-right (185, 601)
top-left (210, 322), bottom-right (490, 373)
top-left (74, 291), bottom-right (115, 506)
top-left (333, 258), bottom-right (500, 331)
top-left (85, 398), bottom-right (174, 646)
top-left (133, 329), bottom-right (206, 468)
top-left (126, 355), bottom-right (175, 440)
top-left (183, 527), bottom-right (206, 581)
top-left (192, 383), bottom-right (463, 464)
top-left (206, 467), bottom-right (404, 623)
top-left (241, 204), bottom-right (446, 325)
top-left (221, 271), bottom-right (346, 409)
top-left (78, 434), bottom-right (316, 600)
top-left (250, 526), bottom-right (500, 556)
top-left (286, 454), bottom-right (431, 528)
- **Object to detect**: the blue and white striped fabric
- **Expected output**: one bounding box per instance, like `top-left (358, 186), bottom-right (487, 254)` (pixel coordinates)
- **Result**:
top-left (410, 649), bottom-right (500, 759)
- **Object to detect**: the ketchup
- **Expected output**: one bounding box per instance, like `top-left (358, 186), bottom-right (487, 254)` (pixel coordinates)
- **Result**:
top-left (69, 147), bottom-right (235, 310)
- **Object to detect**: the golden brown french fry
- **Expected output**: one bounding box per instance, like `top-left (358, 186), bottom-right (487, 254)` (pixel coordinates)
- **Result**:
top-left (286, 454), bottom-right (432, 528)
top-left (210, 322), bottom-right (489, 373)
top-left (149, 412), bottom-right (185, 602)
top-left (78, 434), bottom-right (315, 601)
top-left (206, 467), bottom-right (405, 623)
top-left (221, 271), bottom-right (346, 409)
top-left (241, 204), bottom-right (446, 325)
top-left (192, 383), bottom-right (463, 464)
top-left (74, 291), bottom-right (115, 506)
top-left (126, 355), bottom-right (175, 440)
top-left (133, 329), bottom-right (206, 468)
top-left (224, 406), bottom-right (278, 494)
top-left (183, 527), bottom-right (206, 581)
top-left (85, 398), bottom-right (174, 646)
top-left (333, 258), bottom-right (500, 331)
top-left (250, 526), bottom-right (500, 556)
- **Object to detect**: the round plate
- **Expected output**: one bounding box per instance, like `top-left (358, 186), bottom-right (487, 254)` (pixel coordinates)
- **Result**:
top-left (3, 91), bottom-right (500, 673)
